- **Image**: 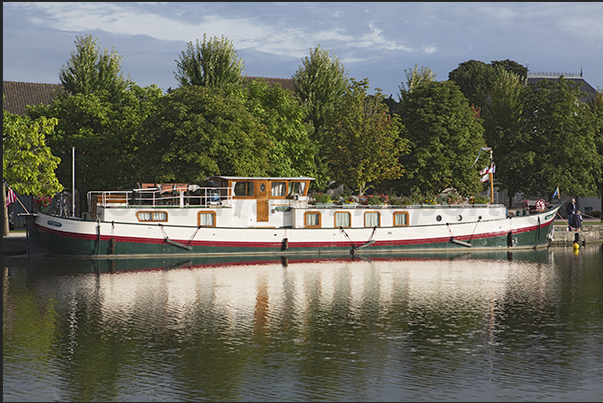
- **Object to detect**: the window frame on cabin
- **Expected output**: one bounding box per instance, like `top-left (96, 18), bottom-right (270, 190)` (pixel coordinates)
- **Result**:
top-left (393, 211), bottom-right (410, 227)
top-left (197, 211), bottom-right (217, 227)
top-left (136, 211), bottom-right (168, 222)
top-left (334, 211), bottom-right (351, 228)
top-left (304, 211), bottom-right (321, 228)
top-left (364, 211), bottom-right (381, 227)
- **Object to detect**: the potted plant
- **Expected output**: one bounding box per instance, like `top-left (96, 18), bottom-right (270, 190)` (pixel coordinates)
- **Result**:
top-left (312, 192), bottom-right (334, 207)
top-left (34, 194), bottom-right (52, 213)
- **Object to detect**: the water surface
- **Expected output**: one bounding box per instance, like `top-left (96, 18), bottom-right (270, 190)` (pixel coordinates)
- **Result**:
top-left (4, 247), bottom-right (603, 401)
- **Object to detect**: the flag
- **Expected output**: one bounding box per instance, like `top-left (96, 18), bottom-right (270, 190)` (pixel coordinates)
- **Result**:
top-left (5, 184), bottom-right (17, 207)
top-left (489, 165), bottom-right (496, 174)
top-left (479, 166), bottom-right (489, 175)
top-left (480, 173), bottom-right (489, 182)
top-left (552, 186), bottom-right (559, 199)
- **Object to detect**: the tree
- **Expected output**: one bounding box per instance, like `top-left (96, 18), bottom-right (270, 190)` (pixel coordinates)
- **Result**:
top-left (398, 65), bottom-right (437, 99)
top-left (138, 85), bottom-right (271, 183)
top-left (482, 69), bottom-right (529, 204)
top-left (587, 92), bottom-right (603, 211)
top-left (396, 81), bottom-right (486, 197)
top-left (325, 79), bottom-right (409, 195)
top-left (448, 60), bottom-right (507, 110)
top-left (244, 78), bottom-right (317, 178)
top-left (174, 34), bottom-right (244, 88)
top-left (293, 45), bottom-right (349, 188)
top-left (59, 34), bottom-right (129, 101)
top-left (3, 110), bottom-right (63, 234)
top-left (490, 59), bottom-right (528, 80)
top-left (27, 84), bottom-right (164, 207)
top-left (517, 77), bottom-right (602, 198)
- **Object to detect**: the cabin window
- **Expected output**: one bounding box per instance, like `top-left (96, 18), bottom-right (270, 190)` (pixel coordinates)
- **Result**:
top-left (288, 181), bottom-right (306, 197)
top-left (234, 181), bottom-right (254, 197)
top-left (364, 212), bottom-right (380, 227)
top-left (136, 211), bottom-right (168, 222)
top-left (198, 211), bottom-right (216, 227)
top-left (305, 212), bottom-right (321, 228)
top-left (271, 182), bottom-right (287, 197)
top-left (334, 211), bottom-right (351, 228)
top-left (394, 211), bottom-right (409, 226)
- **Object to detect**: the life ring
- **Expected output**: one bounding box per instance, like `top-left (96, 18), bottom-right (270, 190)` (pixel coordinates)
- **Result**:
top-left (535, 199), bottom-right (546, 211)
top-left (522, 199), bottom-right (530, 210)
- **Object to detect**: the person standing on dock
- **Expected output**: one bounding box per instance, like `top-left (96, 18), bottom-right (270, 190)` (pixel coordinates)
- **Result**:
top-left (566, 198), bottom-right (577, 231)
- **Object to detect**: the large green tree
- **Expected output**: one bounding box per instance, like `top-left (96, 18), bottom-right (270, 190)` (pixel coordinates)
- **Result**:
top-left (398, 65), bottom-right (438, 98)
top-left (244, 79), bottom-right (317, 178)
top-left (490, 59), bottom-right (528, 80)
top-left (293, 45), bottom-right (349, 188)
top-left (587, 92), bottom-right (603, 210)
top-left (3, 111), bottom-right (63, 234)
top-left (27, 84), bottom-right (164, 207)
top-left (449, 60), bottom-right (514, 110)
top-left (138, 85), bottom-right (271, 183)
top-left (59, 34), bottom-right (129, 101)
top-left (397, 80), bottom-right (486, 197)
top-left (482, 69), bottom-right (529, 204)
top-left (325, 79), bottom-right (409, 195)
top-left (517, 77), bottom-right (602, 198)
top-left (174, 34), bottom-right (244, 88)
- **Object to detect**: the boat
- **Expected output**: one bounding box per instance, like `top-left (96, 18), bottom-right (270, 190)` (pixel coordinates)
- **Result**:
top-left (26, 176), bottom-right (563, 258)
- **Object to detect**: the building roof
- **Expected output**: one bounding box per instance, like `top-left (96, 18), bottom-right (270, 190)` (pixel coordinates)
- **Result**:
top-left (526, 72), bottom-right (598, 102)
top-left (3, 81), bottom-right (64, 115)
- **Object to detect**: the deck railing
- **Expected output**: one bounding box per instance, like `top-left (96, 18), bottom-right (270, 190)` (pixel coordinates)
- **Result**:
top-left (88, 186), bottom-right (233, 209)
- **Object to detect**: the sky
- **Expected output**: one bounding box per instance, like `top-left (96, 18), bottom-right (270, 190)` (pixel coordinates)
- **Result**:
top-left (3, 2), bottom-right (603, 98)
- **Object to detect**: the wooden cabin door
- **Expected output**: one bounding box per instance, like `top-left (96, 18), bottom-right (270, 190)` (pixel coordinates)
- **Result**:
top-left (257, 181), bottom-right (269, 222)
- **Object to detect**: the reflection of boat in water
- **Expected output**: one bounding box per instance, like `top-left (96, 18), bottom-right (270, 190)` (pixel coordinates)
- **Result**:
top-left (13, 250), bottom-right (559, 357)
top-left (23, 248), bottom-right (552, 278)
top-left (29, 176), bottom-right (562, 258)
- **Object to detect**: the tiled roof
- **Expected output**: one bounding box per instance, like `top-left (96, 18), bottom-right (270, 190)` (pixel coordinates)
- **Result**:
top-left (526, 76), bottom-right (598, 103)
top-left (3, 81), bottom-right (64, 115)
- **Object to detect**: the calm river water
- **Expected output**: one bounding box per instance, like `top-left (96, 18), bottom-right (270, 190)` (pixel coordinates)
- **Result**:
top-left (4, 246), bottom-right (603, 402)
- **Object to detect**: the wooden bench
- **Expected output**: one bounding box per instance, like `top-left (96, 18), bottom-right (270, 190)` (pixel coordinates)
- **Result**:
top-left (97, 194), bottom-right (128, 204)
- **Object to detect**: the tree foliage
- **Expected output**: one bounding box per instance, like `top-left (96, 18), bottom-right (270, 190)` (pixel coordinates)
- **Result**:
top-left (293, 45), bottom-right (349, 188)
top-left (244, 79), bottom-right (317, 178)
top-left (174, 34), bottom-right (244, 88)
top-left (3, 110), bottom-right (63, 196)
top-left (482, 69), bottom-right (529, 202)
top-left (398, 65), bottom-right (437, 100)
top-left (396, 81), bottom-right (486, 197)
top-left (449, 60), bottom-right (516, 109)
top-left (59, 34), bottom-right (129, 101)
top-left (27, 84), bottom-right (164, 201)
top-left (490, 59), bottom-right (528, 79)
top-left (517, 78), bottom-right (602, 198)
top-left (325, 79), bottom-right (409, 195)
top-left (138, 85), bottom-right (271, 183)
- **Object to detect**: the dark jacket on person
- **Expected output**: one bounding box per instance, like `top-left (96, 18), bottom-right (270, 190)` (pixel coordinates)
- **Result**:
top-left (566, 201), bottom-right (576, 216)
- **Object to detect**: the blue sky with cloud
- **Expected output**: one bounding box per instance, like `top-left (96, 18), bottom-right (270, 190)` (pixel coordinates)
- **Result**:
top-left (3, 2), bottom-right (602, 97)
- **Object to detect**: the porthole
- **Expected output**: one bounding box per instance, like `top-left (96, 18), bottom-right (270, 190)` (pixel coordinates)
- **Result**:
top-left (436, 215), bottom-right (442, 222)
top-left (260, 183), bottom-right (265, 192)
top-left (478, 216), bottom-right (482, 220)
top-left (457, 215), bottom-right (463, 221)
